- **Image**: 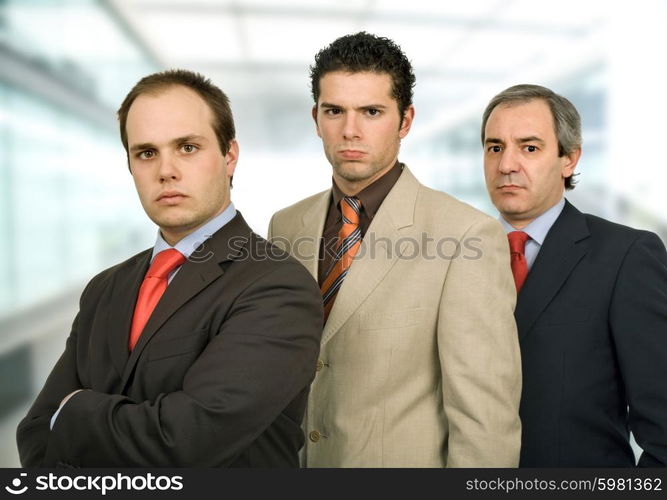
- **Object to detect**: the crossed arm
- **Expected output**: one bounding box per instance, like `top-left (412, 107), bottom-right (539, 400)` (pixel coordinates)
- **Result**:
top-left (17, 262), bottom-right (322, 467)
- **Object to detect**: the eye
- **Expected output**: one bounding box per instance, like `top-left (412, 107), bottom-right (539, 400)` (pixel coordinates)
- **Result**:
top-left (366, 108), bottom-right (380, 116)
top-left (181, 144), bottom-right (198, 153)
top-left (524, 145), bottom-right (538, 152)
top-left (324, 108), bottom-right (342, 116)
top-left (137, 150), bottom-right (155, 160)
top-left (487, 145), bottom-right (502, 153)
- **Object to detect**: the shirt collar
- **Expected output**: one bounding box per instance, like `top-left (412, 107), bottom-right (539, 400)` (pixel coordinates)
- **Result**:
top-left (499, 197), bottom-right (565, 246)
top-left (331, 161), bottom-right (403, 219)
top-left (152, 202), bottom-right (237, 261)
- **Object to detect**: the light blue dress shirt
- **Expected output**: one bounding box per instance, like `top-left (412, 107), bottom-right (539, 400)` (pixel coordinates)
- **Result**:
top-left (50, 203), bottom-right (237, 430)
top-left (151, 202), bottom-right (237, 283)
top-left (499, 198), bottom-right (565, 271)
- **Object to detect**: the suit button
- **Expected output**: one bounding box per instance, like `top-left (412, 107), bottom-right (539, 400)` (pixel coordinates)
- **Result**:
top-left (309, 430), bottom-right (321, 443)
top-left (316, 360), bottom-right (324, 371)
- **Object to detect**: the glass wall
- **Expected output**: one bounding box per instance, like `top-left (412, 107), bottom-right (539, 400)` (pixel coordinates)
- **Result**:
top-left (0, 0), bottom-right (157, 465)
top-left (1, 0), bottom-right (666, 466)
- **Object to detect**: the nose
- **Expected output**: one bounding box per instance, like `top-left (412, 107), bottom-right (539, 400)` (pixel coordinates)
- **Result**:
top-left (497, 147), bottom-right (519, 175)
top-left (342, 113), bottom-right (361, 140)
top-left (157, 153), bottom-right (181, 182)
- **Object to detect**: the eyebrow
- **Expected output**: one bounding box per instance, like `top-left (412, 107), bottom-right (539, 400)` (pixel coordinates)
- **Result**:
top-left (319, 102), bottom-right (389, 111)
top-left (129, 134), bottom-right (207, 153)
top-left (517, 136), bottom-right (545, 145)
top-left (484, 136), bottom-right (546, 146)
top-left (484, 137), bottom-right (504, 145)
top-left (518, 135), bottom-right (544, 144)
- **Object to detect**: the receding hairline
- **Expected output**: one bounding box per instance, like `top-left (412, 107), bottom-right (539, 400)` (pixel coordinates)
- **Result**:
top-left (127, 82), bottom-right (207, 104)
top-left (125, 84), bottom-right (217, 126)
top-left (124, 85), bottom-right (220, 149)
top-left (490, 96), bottom-right (553, 111)
top-left (483, 97), bottom-right (556, 135)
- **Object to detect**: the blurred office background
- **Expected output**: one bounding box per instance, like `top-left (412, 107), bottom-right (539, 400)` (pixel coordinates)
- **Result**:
top-left (1, 0), bottom-right (665, 466)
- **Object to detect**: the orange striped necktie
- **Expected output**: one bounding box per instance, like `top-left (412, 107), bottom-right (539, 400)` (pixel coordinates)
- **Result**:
top-left (129, 248), bottom-right (185, 351)
top-left (321, 196), bottom-right (362, 321)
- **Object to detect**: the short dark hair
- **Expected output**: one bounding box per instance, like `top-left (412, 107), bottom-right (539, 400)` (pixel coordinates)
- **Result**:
top-left (117, 69), bottom-right (236, 157)
top-left (310, 32), bottom-right (416, 119)
top-left (481, 84), bottom-right (582, 190)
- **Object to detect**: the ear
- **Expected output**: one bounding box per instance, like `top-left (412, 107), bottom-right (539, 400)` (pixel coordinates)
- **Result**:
top-left (560, 146), bottom-right (582, 180)
top-left (398, 105), bottom-right (415, 139)
top-left (224, 139), bottom-right (239, 178)
top-left (312, 105), bottom-right (321, 138)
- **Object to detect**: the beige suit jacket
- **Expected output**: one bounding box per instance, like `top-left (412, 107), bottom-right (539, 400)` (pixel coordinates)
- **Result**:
top-left (268, 167), bottom-right (521, 467)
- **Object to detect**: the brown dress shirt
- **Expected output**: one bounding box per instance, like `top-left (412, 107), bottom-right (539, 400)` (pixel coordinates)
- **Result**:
top-left (318, 162), bottom-right (404, 286)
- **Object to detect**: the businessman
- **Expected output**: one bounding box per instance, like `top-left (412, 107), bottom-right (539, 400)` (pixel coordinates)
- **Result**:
top-left (17, 69), bottom-right (323, 467)
top-left (268, 32), bottom-right (522, 467)
top-left (482, 84), bottom-right (667, 467)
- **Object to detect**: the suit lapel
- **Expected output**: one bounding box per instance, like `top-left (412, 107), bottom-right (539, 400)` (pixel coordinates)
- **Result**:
top-left (322, 167), bottom-right (419, 345)
top-left (515, 200), bottom-right (590, 339)
top-left (106, 251), bottom-right (150, 378)
top-left (293, 191), bottom-right (330, 279)
top-left (119, 213), bottom-right (252, 392)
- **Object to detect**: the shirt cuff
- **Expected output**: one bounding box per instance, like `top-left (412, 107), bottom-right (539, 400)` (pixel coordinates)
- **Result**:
top-left (50, 389), bottom-right (84, 430)
top-left (50, 406), bottom-right (63, 430)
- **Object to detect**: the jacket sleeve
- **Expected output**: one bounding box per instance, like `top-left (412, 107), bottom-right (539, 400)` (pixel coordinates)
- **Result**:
top-left (610, 231), bottom-right (667, 467)
top-left (39, 260), bottom-right (323, 466)
top-left (437, 216), bottom-right (522, 467)
top-left (16, 312), bottom-right (86, 467)
top-left (267, 213), bottom-right (275, 241)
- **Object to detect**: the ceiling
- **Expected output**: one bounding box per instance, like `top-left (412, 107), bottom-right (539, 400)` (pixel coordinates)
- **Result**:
top-left (107, 0), bottom-right (610, 149)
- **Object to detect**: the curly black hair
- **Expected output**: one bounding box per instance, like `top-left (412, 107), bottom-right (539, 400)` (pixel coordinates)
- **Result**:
top-left (310, 32), bottom-right (416, 119)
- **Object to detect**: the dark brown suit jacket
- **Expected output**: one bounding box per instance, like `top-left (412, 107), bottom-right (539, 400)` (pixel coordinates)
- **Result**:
top-left (17, 212), bottom-right (323, 467)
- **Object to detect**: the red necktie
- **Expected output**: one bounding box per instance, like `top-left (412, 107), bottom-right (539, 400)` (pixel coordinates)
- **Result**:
top-left (508, 231), bottom-right (530, 293)
top-left (320, 197), bottom-right (362, 321)
top-left (129, 249), bottom-right (185, 351)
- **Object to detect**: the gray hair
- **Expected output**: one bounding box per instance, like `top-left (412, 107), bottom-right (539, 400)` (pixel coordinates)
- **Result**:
top-left (480, 84), bottom-right (582, 190)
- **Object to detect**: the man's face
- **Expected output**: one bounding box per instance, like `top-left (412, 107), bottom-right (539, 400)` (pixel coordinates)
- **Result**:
top-left (483, 99), bottom-right (580, 228)
top-left (126, 85), bottom-right (238, 245)
top-left (313, 71), bottom-right (414, 195)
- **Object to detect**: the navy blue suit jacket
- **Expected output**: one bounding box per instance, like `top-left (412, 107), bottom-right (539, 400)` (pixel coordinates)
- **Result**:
top-left (518, 200), bottom-right (667, 467)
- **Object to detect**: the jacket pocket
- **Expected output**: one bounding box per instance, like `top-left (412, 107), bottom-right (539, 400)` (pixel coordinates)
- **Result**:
top-left (360, 307), bottom-right (431, 331)
top-left (543, 305), bottom-right (591, 325)
top-left (148, 329), bottom-right (208, 362)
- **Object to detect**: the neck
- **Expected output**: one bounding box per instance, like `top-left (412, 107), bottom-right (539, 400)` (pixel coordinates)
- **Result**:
top-left (503, 217), bottom-right (533, 230)
top-left (334, 161), bottom-right (396, 196)
top-left (501, 196), bottom-right (565, 230)
top-left (159, 200), bottom-right (230, 246)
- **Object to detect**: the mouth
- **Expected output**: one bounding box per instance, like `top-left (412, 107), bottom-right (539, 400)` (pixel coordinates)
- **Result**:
top-left (338, 149), bottom-right (367, 160)
top-left (497, 184), bottom-right (523, 191)
top-left (156, 191), bottom-right (187, 205)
